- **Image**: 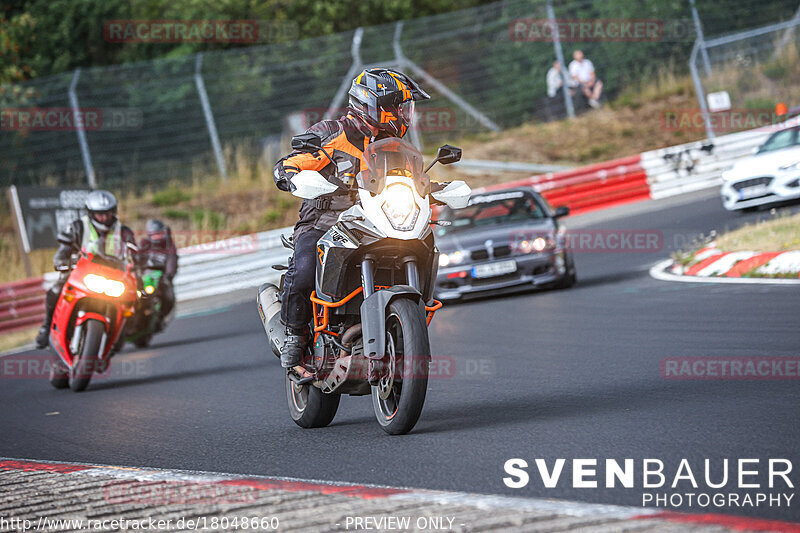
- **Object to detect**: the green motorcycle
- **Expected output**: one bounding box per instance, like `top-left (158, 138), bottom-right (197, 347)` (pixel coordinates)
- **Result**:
top-left (126, 253), bottom-right (168, 348)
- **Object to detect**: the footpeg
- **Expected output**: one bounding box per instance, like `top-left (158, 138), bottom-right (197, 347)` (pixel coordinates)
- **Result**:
top-left (288, 366), bottom-right (315, 385)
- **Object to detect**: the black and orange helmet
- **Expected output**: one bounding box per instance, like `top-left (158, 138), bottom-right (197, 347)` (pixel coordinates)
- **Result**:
top-left (348, 68), bottom-right (430, 138)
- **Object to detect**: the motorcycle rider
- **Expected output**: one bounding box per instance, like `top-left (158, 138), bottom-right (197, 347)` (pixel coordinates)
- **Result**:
top-left (273, 68), bottom-right (430, 369)
top-left (137, 219), bottom-right (178, 325)
top-left (35, 190), bottom-right (137, 349)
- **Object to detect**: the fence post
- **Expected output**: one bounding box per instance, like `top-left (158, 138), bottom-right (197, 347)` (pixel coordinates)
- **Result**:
top-left (195, 53), bottom-right (228, 181)
top-left (777, 3), bottom-right (800, 52)
top-left (324, 28), bottom-right (364, 120)
top-left (69, 69), bottom-right (97, 189)
top-left (547, 0), bottom-right (575, 119)
top-left (689, 40), bottom-right (715, 140)
top-left (7, 186), bottom-right (32, 278)
top-left (393, 21), bottom-right (500, 132)
top-left (689, 0), bottom-right (712, 75)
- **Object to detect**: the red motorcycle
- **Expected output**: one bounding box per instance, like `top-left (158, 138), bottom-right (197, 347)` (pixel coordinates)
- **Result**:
top-left (48, 250), bottom-right (138, 391)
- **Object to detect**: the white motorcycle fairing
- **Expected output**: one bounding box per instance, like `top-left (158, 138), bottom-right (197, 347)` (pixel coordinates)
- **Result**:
top-left (357, 175), bottom-right (432, 240)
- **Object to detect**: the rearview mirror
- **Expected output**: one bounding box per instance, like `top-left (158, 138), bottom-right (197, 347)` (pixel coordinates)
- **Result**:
top-left (436, 144), bottom-right (462, 165)
top-left (554, 206), bottom-right (570, 218)
top-left (424, 145), bottom-right (462, 172)
top-left (291, 133), bottom-right (323, 153)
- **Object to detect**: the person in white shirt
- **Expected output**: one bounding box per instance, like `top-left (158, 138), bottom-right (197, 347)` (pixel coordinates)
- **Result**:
top-left (568, 50), bottom-right (603, 108)
top-left (546, 60), bottom-right (573, 98)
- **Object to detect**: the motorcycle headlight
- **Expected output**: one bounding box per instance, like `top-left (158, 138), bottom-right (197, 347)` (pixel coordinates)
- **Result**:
top-left (381, 183), bottom-right (419, 231)
top-left (144, 284), bottom-right (155, 295)
top-left (83, 273), bottom-right (126, 297)
top-left (84, 274), bottom-right (107, 294)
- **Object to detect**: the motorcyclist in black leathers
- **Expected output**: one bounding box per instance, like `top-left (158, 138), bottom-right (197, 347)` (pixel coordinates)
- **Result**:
top-left (272, 68), bottom-right (430, 368)
top-left (137, 219), bottom-right (178, 325)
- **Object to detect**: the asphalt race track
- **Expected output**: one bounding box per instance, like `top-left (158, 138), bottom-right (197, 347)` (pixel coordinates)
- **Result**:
top-left (3, 189), bottom-right (799, 522)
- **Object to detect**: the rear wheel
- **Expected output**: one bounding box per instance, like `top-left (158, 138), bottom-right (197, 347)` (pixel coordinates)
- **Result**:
top-left (372, 298), bottom-right (430, 435)
top-left (70, 319), bottom-right (104, 392)
top-left (286, 376), bottom-right (340, 428)
top-left (133, 333), bottom-right (152, 349)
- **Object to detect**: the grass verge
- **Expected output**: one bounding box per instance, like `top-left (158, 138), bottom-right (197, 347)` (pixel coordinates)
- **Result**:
top-left (715, 212), bottom-right (800, 252)
top-left (0, 327), bottom-right (37, 354)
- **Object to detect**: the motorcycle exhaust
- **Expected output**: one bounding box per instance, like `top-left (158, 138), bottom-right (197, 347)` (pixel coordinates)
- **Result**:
top-left (257, 283), bottom-right (284, 358)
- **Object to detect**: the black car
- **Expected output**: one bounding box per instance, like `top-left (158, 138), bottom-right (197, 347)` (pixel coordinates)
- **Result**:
top-left (433, 187), bottom-right (576, 301)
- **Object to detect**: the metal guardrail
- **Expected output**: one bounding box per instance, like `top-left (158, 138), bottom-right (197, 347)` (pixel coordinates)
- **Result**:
top-left (452, 159), bottom-right (570, 174)
top-left (173, 226), bottom-right (290, 301)
top-left (0, 278), bottom-right (47, 333)
top-left (476, 154), bottom-right (649, 215)
top-left (641, 120), bottom-right (785, 199)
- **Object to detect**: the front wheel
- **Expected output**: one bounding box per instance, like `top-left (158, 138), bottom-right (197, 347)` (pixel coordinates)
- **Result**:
top-left (286, 377), bottom-right (340, 428)
top-left (372, 298), bottom-right (431, 435)
top-left (49, 357), bottom-right (69, 389)
top-left (70, 319), bottom-right (104, 392)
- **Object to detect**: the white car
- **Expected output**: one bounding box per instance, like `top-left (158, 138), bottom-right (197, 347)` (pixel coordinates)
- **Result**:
top-left (721, 125), bottom-right (800, 211)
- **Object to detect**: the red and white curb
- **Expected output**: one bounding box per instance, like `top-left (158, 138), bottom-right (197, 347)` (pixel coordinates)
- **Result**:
top-left (650, 247), bottom-right (800, 285)
top-left (2, 457), bottom-right (799, 532)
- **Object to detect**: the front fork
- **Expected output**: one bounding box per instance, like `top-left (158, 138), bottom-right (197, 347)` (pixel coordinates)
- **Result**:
top-left (360, 255), bottom-right (421, 295)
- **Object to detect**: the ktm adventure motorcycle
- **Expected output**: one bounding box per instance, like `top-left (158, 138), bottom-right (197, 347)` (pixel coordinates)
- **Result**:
top-left (257, 135), bottom-right (470, 435)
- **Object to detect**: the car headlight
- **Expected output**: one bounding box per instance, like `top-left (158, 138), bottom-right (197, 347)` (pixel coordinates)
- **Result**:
top-left (381, 183), bottom-right (419, 231)
top-left (83, 273), bottom-right (126, 297)
top-left (516, 237), bottom-right (549, 254)
top-left (439, 250), bottom-right (464, 267)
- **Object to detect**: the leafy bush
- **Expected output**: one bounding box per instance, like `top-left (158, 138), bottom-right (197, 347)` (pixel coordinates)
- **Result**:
top-left (152, 186), bottom-right (191, 207)
top-left (191, 208), bottom-right (226, 231)
top-left (162, 208), bottom-right (190, 220)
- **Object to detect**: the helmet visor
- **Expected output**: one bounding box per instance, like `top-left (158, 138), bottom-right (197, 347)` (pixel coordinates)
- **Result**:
top-left (397, 100), bottom-right (415, 123)
top-left (91, 212), bottom-right (115, 226)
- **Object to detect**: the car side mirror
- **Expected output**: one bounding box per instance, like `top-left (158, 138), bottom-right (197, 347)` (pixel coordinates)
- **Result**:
top-left (554, 206), bottom-right (570, 218)
top-left (424, 145), bottom-right (462, 172)
top-left (291, 133), bottom-right (323, 153)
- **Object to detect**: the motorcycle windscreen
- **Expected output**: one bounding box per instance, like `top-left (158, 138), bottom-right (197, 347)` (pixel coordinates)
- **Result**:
top-left (358, 137), bottom-right (431, 197)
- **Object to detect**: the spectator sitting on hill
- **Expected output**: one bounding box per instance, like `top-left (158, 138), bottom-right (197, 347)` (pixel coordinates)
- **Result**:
top-left (568, 49), bottom-right (603, 109)
top-left (546, 60), bottom-right (573, 99)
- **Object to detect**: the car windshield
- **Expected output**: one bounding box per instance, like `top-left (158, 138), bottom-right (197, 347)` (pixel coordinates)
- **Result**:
top-left (437, 192), bottom-right (546, 235)
top-left (756, 127), bottom-right (799, 154)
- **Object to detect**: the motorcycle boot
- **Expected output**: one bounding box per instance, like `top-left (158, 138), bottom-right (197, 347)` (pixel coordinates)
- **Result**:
top-left (281, 326), bottom-right (308, 368)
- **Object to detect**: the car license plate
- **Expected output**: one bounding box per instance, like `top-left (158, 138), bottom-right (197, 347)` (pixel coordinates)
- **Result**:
top-left (471, 260), bottom-right (517, 279)
top-left (738, 184), bottom-right (768, 200)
